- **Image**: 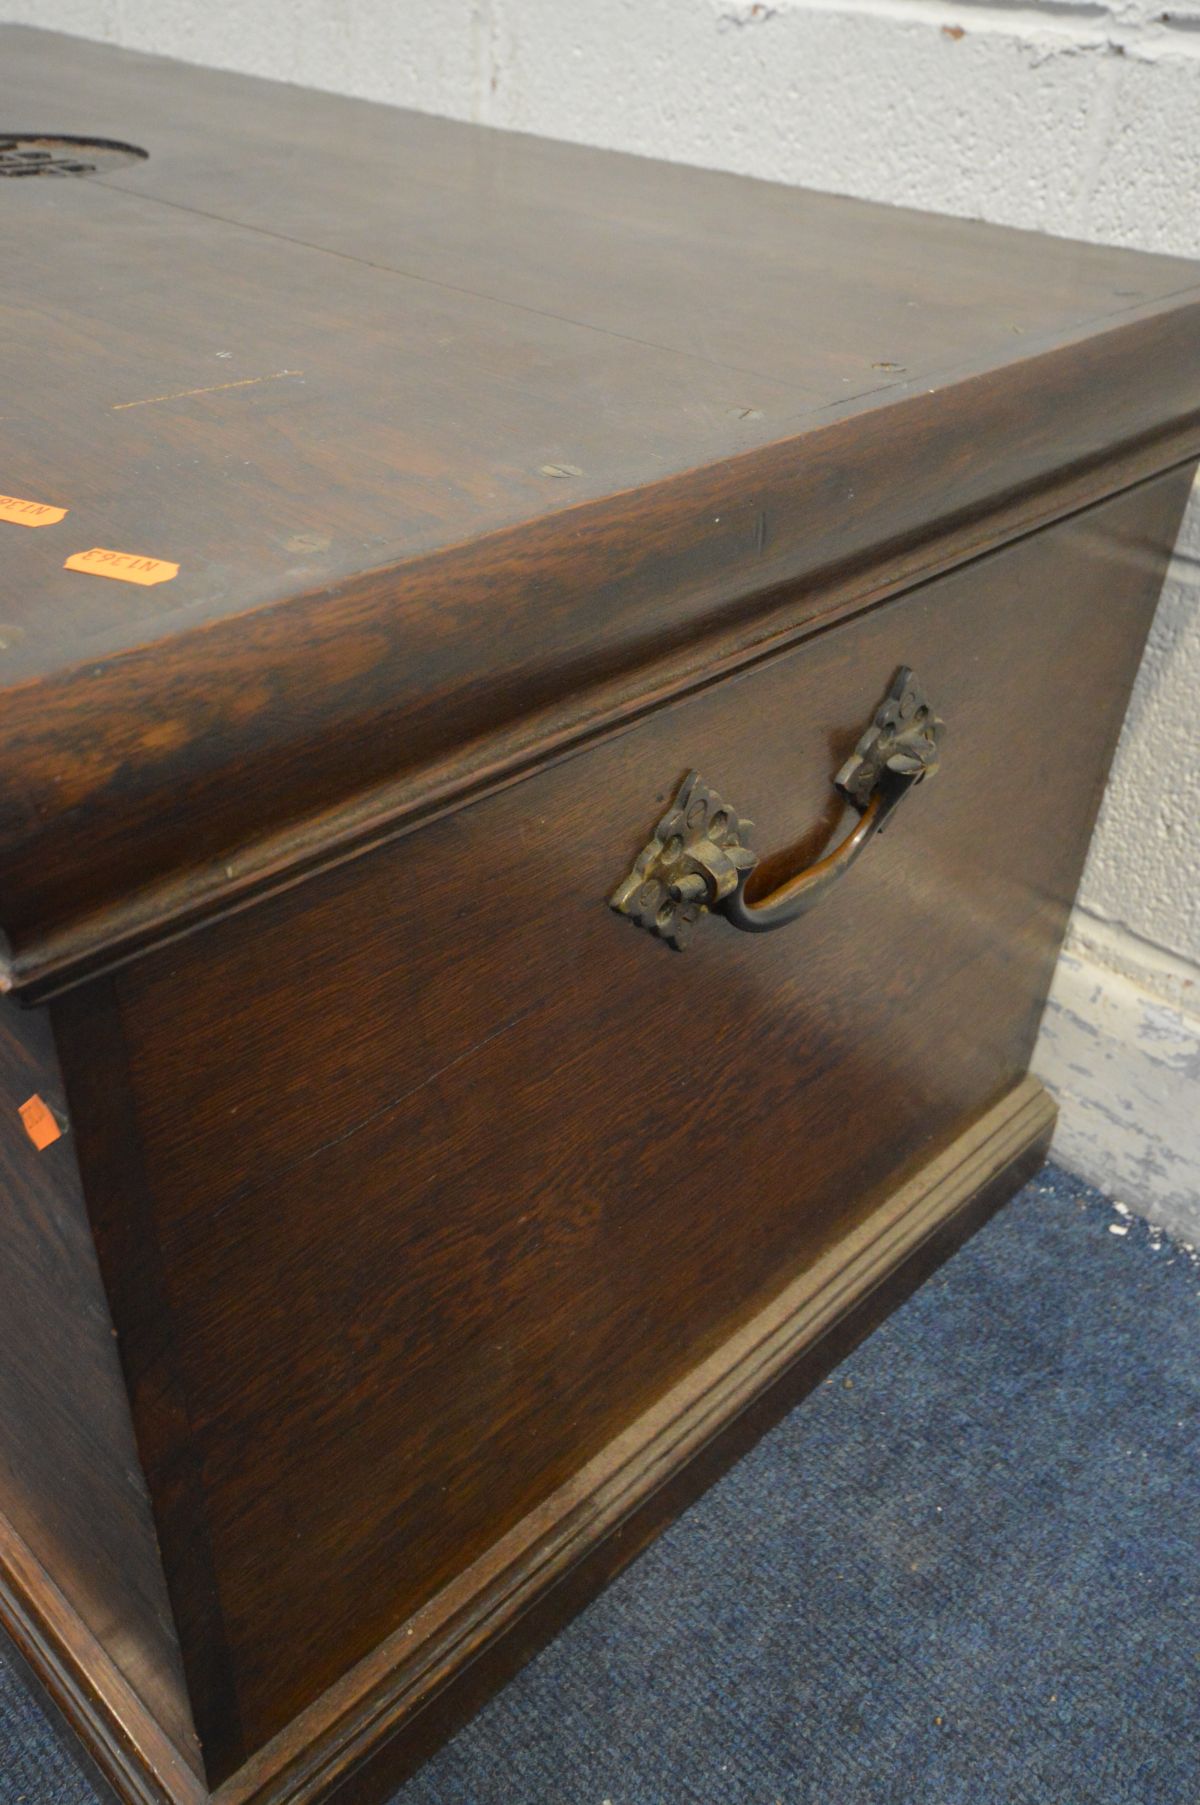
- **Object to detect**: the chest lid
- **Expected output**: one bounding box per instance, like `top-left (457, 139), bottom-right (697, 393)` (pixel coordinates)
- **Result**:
top-left (3, 24), bottom-right (1200, 999)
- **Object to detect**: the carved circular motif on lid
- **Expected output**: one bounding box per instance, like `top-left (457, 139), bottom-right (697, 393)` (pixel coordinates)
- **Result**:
top-left (0, 135), bottom-right (148, 178)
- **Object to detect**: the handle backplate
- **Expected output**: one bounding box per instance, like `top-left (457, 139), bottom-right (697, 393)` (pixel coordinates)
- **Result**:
top-left (609, 667), bottom-right (942, 949)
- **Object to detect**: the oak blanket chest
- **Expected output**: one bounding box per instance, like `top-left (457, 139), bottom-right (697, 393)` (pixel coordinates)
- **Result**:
top-left (2, 26), bottom-right (1199, 1805)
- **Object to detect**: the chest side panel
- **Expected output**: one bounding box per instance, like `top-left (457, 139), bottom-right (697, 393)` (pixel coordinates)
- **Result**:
top-left (0, 1000), bottom-right (201, 1782)
top-left (54, 467), bottom-right (1192, 1771)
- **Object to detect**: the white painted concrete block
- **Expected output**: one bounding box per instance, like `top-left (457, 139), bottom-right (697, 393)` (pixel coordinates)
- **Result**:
top-left (1035, 951), bottom-right (1200, 1243)
top-left (1175, 485), bottom-right (1200, 565)
top-left (480, 0), bottom-right (1109, 242)
top-left (1074, 552), bottom-right (1200, 984)
top-left (1086, 47), bottom-right (1200, 258)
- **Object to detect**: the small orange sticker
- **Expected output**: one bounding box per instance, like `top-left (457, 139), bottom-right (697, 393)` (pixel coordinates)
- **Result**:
top-left (64, 547), bottom-right (179, 586)
top-left (0, 494), bottom-right (68, 528)
top-left (18, 1094), bottom-right (62, 1151)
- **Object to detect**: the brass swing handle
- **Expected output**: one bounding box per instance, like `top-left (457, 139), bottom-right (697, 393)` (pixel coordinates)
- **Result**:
top-left (610, 667), bottom-right (943, 949)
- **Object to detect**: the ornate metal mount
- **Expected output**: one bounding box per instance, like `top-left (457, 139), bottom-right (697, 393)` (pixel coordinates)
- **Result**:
top-left (610, 667), bottom-right (942, 948)
top-left (608, 771), bottom-right (759, 949)
top-left (834, 666), bottom-right (942, 807)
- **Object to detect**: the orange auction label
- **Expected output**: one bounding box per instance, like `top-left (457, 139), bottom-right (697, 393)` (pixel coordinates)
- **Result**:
top-left (0, 493), bottom-right (67, 527)
top-left (64, 547), bottom-right (179, 586)
top-left (18, 1094), bottom-right (62, 1152)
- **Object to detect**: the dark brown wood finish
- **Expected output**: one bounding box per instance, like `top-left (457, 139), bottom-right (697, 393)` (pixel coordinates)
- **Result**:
top-left (3, 17), bottom-right (1199, 690)
top-left (3, 28), bottom-right (1200, 996)
top-left (0, 1000), bottom-right (202, 1796)
top-left (320, 1078), bottom-right (1055, 1805)
top-left (49, 468), bottom-right (1194, 1789)
top-left (8, 1077), bottom-right (1054, 1805)
top-left (2, 30), bottom-right (1199, 1805)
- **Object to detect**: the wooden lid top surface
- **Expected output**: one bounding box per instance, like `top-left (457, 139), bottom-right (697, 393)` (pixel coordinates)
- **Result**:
top-left (2, 25), bottom-right (1200, 994)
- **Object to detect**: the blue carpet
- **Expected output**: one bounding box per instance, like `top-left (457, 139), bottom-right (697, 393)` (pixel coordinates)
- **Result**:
top-left (2, 1163), bottom-right (1198, 1803)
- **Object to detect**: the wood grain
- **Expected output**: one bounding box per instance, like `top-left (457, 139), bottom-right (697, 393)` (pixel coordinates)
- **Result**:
top-left (314, 1077), bottom-right (1056, 1805)
top-left (1, 34), bottom-right (1196, 1803)
top-left (2, 29), bottom-right (1200, 994)
top-left (0, 1001), bottom-right (200, 1786)
top-left (49, 469), bottom-right (1192, 1783)
top-left (11, 1076), bottom-right (1053, 1805)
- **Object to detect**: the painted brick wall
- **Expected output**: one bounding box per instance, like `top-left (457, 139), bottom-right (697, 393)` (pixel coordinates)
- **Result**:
top-left (5, 0), bottom-right (1200, 1231)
